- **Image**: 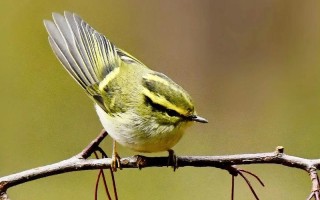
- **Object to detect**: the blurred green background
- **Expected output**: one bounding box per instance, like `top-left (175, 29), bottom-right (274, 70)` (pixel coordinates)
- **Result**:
top-left (1, 0), bottom-right (320, 199)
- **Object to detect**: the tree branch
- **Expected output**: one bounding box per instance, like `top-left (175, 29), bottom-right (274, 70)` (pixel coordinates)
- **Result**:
top-left (0, 149), bottom-right (319, 189)
top-left (1, 131), bottom-right (320, 199)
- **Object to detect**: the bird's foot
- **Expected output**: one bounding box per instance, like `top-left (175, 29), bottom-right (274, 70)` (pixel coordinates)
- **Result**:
top-left (111, 151), bottom-right (121, 172)
top-left (167, 149), bottom-right (178, 171)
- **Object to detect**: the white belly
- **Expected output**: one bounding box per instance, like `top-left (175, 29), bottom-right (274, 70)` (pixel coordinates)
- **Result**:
top-left (95, 105), bottom-right (188, 153)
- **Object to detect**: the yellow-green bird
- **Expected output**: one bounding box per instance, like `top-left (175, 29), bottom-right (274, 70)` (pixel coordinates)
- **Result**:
top-left (44, 12), bottom-right (207, 170)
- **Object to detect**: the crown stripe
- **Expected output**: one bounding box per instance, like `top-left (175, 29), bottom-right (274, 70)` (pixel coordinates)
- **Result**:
top-left (143, 73), bottom-right (192, 106)
top-left (142, 88), bottom-right (188, 116)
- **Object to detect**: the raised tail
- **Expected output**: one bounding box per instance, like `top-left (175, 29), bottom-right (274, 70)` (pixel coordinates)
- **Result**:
top-left (44, 11), bottom-right (121, 92)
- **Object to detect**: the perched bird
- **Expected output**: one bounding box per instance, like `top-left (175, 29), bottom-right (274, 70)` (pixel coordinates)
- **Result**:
top-left (44, 12), bottom-right (207, 170)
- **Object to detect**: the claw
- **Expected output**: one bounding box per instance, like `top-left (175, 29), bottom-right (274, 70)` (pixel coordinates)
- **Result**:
top-left (135, 155), bottom-right (147, 170)
top-left (111, 152), bottom-right (121, 172)
top-left (111, 141), bottom-right (122, 172)
top-left (167, 149), bottom-right (178, 171)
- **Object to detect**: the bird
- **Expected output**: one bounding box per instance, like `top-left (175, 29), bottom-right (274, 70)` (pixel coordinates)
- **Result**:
top-left (44, 11), bottom-right (208, 171)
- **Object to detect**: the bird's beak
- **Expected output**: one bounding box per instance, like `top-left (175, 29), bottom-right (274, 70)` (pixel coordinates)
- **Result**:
top-left (189, 115), bottom-right (208, 123)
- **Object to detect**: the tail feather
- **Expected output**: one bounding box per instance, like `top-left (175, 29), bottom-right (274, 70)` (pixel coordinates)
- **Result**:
top-left (64, 12), bottom-right (97, 81)
top-left (44, 12), bottom-right (120, 91)
top-left (47, 36), bottom-right (87, 89)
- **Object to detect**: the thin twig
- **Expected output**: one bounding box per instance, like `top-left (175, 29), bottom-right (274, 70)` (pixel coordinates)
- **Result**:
top-left (95, 170), bottom-right (102, 200)
top-left (307, 168), bottom-right (320, 200)
top-left (239, 169), bottom-right (265, 187)
top-left (228, 166), bottom-right (264, 200)
top-left (0, 192), bottom-right (9, 200)
top-left (78, 129), bottom-right (108, 159)
top-left (94, 151), bottom-right (112, 200)
top-left (231, 175), bottom-right (235, 200)
top-left (95, 147), bottom-right (118, 200)
top-left (238, 171), bottom-right (260, 200)
top-left (110, 168), bottom-right (118, 200)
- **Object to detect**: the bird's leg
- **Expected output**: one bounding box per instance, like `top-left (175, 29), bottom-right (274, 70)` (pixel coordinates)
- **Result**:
top-left (167, 149), bottom-right (178, 171)
top-left (111, 140), bottom-right (121, 172)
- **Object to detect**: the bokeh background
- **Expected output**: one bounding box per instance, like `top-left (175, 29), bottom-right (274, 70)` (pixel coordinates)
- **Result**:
top-left (1, 0), bottom-right (320, 199)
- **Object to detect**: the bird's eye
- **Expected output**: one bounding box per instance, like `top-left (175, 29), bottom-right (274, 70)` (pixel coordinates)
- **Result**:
top-left (165, 109), bottom-right (180, 117)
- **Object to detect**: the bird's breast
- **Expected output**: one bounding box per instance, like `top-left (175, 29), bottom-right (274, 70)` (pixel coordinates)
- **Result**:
top-left (95, 104), bottom-right (188, 153)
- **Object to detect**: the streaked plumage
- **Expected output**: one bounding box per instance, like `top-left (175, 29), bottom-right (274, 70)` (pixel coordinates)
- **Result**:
top-left (44, 12), bottom-right (207, 154)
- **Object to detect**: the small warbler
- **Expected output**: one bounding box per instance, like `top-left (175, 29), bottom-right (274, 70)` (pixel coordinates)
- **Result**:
top-left (44, 12), bottom-right (207, 170)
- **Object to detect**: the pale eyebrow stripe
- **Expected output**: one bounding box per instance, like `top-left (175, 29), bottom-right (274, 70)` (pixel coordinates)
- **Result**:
top-left (142, 88), bottom-right (189, 116)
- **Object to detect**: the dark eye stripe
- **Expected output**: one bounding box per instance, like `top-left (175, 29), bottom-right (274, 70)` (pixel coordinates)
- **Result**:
top-left (142, 72), bottom-right (194, 115)
top-left (144, 95), bottom-right (182, 118)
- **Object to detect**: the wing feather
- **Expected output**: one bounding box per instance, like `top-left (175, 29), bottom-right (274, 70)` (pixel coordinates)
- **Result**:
top-left (44, 12), bottom-right (121, 92)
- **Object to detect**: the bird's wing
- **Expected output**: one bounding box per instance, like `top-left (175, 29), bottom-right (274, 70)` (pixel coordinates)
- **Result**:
top-left (44, 11), bottom-right (121, 93)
